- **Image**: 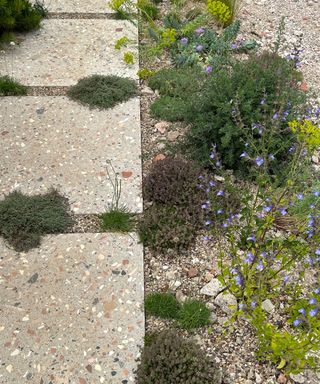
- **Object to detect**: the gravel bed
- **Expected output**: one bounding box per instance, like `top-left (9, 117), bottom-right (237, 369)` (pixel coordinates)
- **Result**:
top-left (139, 0), bottom-right (320, 382)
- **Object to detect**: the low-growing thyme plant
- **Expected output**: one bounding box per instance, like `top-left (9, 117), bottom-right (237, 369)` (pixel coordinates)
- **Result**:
top-left (201, 117), bottom-right (320, 373)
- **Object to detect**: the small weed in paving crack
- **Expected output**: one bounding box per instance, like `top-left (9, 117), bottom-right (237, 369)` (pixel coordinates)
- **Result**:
top-left (67, 75), bottom-right (138, 110)
top-left (0, 189), bottom-right (74, 252)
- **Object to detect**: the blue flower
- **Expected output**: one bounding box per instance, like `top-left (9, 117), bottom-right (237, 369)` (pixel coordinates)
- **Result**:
top-left (201, 203), bottom-right (209, 209)
top-left (217, 209), bottom-right (224, 214)
top-left (263, 205), bottom-right (273, 213)
top-left (180, 37), bottom-right (188, 45)
top-left (279, 208), bottom-right (287, 216)
top-left (256, 262), bottom-right (264, 271)
top-left (273, 112), bottom-right (279, 119)
top-left (309, 308), bottom-right (319, 317)
top-left (240, 152), bottom-right (249, 158)
top-left (309, 298), bottom-right (317, 305)
top-left (210, 152), bottom-right (215, 159)
top-left (205, 65), bottom-right (213, 74)
top-left (205, 220), bottom-right (212, 226)
top-left (251, 301), bottom-right (257, 308)
top-left (316, 248), bottom-right (320, 256)
top-left (293, 319), bottom-right (302, 326)
top-left (230, 43), bottom-right (238, 49)
top-left (260, 98), bottom-right (266, 105)
top-left (235, 274), bottom-right (244, 286)
top-left (217, 190), bottom-right (224, 197)
top-left (196, 44), bottom-right (204, 52)
top-left (238, 303), bottom-right (245, 309)
top-left (195, 27), bottom-right (205, 34)
top-left (245, 252), bottom-right (255, 264)
top-left (215, 161), bottom-right (222, 167)
top-left (247, 235), bottom-right (256, 242)
top-left (268, 154), bottom-right (275, 161)
top-left (314, 288), bottom-right (320, 294)
top-left (298, 308), bottom-right (306, 315)
top-left (255, 157), bottom-right (264, 167)
top-left (209, 180), bottom-right (216, 187)
top-left (203, 235), bottom-right (210, 241)
top-left (296, 193), bottom-right (304, 200)
top-left (283, 275), bottom-right (289, 284)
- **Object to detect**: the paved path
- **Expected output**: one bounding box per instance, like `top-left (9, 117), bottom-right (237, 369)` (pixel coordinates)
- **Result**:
top-left (0, 3), bottom-right (144, 383)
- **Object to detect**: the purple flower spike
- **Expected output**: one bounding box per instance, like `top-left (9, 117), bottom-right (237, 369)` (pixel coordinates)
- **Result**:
top-left (196, 44), bottom-right (204, 52)
top-left (255, 157), bottom-right (264, 167)
top-left (205, 65), bottom-right (213, 74)
top-left (309, 308), bottom-right (319, 317)
top-left (217, 190), bottom-right (224, 197)
top-left (180, 37), bottom-right (188, 45)
top-left (293, 319), bottom-right (302, 327)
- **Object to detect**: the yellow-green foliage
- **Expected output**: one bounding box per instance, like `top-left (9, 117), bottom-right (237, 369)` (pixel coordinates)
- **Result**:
top-left (160, 28), bottom-right (177, 47)
top-left (137, 68), bottom-right (155, 79)
top-left (289, 119), bottom-right (320, 151)
top-left (123, 51), bottom-right (135, 64)
top-left (109, 0), bottom-right (126, 11)
top-left (115, 36), bottom-right (129, 50)
top-left (207, 0), bottom-right (231, 25)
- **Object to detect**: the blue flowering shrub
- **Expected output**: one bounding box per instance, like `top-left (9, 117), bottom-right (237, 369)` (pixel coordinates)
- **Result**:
top-left (201, 126), bottom-right (320, 372)
top-left (180, 52), bottom-right (308, 181)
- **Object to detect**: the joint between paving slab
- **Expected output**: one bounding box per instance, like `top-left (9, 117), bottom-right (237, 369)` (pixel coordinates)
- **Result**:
top-left (47, 12), bottom-right (138, 19)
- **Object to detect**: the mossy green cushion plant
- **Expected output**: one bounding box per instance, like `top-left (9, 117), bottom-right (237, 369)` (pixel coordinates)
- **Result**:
top-left (100, 207), bottom-right (135, 232)
top-left (135, 331), bottom-right (222, 384)
top-left (0, 189), bottom-right (74, 252)
top-left (145, 292), bottom-right (181, 319)
top-left (178, 299), bottom-right (211, 329)
top-left (67, 75), bottom-right (138, 110)
top-left (0, 76), bottom-right (27, 95)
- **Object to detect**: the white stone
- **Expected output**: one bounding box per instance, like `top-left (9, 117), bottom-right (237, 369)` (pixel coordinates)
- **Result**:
top-left (261, 299), bottom-right (275, 313)
top-left (214, 293), bottom-right (237, 314)
top-left (200, 278), bottom-right (224, 297)
top-left (289, 373), bottom-right (305, 383)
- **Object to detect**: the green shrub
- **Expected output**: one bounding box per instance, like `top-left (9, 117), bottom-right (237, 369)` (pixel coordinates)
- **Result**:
top-left (148, 67), bottom-right (203, 97)
top-left (145, 292), bottom-right (180, 318)
top-left (180, 52), bottom-right (306, 179)
top-left (0, 0), bottom-right (46, 40)
top-left (0, 76), bottom-right (27, 95)
top-left (143, 158), bottom-right (203, 206)
top-left (67, 75), bottom-right (138, 110)
top-left (135, 331), bottom-right (222, 384)
top-left (150, 96), bottom-right (188, 121)
top-left (138, 0), bottom-right (159, 20)
top-left (177, 299), bottom-right (211, 329)
top-left (100, 207), bottom-right (135, 232)
top-left (138, 204), bottom-right (201, 253)
top-left (0, 189), bottom-right (74, 252)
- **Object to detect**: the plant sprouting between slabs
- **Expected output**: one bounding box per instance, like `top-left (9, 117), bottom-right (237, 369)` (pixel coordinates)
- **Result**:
top-left (100, 160), bottom-right (135, 232)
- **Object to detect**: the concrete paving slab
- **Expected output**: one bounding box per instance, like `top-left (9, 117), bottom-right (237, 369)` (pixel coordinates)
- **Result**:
top-left (32, 0), bottom-right (115, 13)
top-left (0, 96), bottom-right (142, 214)
top-left (0, 19), bottom-right (138, 86)
top-left (0, 233), bottom-right (144, 384)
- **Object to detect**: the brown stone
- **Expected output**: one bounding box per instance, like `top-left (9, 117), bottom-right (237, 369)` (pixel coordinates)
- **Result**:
top-left (121, 171), bottom-right (133, 178)
top-left (122, 259), bottom-right (129, 265)
top-left (187, 267), bottom-right (199, 278)
top-left (153, 154), bottom-right (166, 162)
top-left (85, 365), bottom-right (92, 373)
top-left (155, 121), bottom-right (169, 134)
top-left (300, 82), bottom-right (308, 92)
top-left (79, 378), bottom-right (87, 384)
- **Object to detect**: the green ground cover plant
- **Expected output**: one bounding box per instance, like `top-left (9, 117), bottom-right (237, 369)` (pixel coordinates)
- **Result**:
top-left (139, 158), bottom-right (205, 253)
top-left (135, 331), bottom-right (223, 383)
top-left (0, 75), bottom-right (27, 95)
top-left (0, 189), bottom-right (74, 252)
top-left (67, 75), bottom-right (138, 110)
top-left (145, 292), bottom-right (181, 318)
top-left (177, 299), bottom-right (211, 329)
top-left (0, 0), bottom-right (46, 41)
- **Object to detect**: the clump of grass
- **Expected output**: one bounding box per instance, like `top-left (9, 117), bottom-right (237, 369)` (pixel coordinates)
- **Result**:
top-left (0, 76), bottom-right (27, 96)
top-left (67, 75), bottom-right (138, 110)
top-left (145, 292), bottom-right (181, 319)
top-left (100, 207), bottom-right (135, 232)
top-left (177, 299), bottom-right (211, 330)
top-left (0, 189), bottom-right (74, 252)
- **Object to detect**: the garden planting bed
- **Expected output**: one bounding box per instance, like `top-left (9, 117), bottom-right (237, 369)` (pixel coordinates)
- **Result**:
top-left (138, 0), bottom-right (320, 383)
